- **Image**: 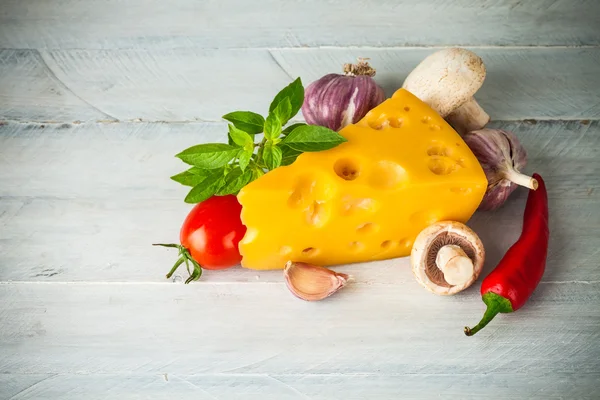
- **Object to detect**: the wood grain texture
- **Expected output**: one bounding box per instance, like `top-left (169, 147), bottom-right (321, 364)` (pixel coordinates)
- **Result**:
top-left (1, 48), bottom-right (599, 122)
top-left (1, 373), bottom-right (599, 400)
top-left (273, 47), bottom-right (600, 120)
top-left (0, 120), bottom-right (598, 283)
top-left (1, 0), bottom-right (599, 49)
top-left (0, 282), bottom-right (598, 398)
top-left (0, 50), bottom-right (110, 122)
top-left (0, 374), bottom-right (53, 400)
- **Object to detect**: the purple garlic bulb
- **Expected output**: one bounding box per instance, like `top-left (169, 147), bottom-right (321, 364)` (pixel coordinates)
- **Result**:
top-left (301, 59), bottom-right (385, 131)
top-left (463, 128), bottom-right (538, 211)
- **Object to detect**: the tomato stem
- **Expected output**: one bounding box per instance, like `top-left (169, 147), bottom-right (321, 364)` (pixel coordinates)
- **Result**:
top-left (153, 243), bottom-right (203, 283)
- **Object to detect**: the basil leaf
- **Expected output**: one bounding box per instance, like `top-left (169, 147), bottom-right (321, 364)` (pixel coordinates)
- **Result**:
top-left (282, 122), bottom-right (306, 136)
top-left (171, 171), bottom-right (206, 187)
top-left (237, 145), bottom-right (253, 172)
top-left (272, 97), bottom-right (292, 127)
top-left (184, 169), bottom-right (225, 204)
top-left (269, 77), bottom-right (304, 119)
top-left (216, 167), bottom-right (253, 195)
top-left (280, 145), bottom-right (302, 166)
top-left (176, 143), bottom-right (239, 168)
top-left (282, 125), bottom-right (347, 152)
top-left (262, 143), bottom-right (282, 170)
top-left (171, 167), bottom-right (222, 187)
top-left (264, 113), bottom-right (282, 141)
top-left (251, 165), bottom-right (265, 180)
top-left (222, 111), bottom-right (265, 134)
top-left (228, 124), bottom-right (254, 147)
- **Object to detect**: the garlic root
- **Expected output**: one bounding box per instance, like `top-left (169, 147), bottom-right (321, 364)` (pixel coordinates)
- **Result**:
top-left (503, 169), bottom-right (539, 190)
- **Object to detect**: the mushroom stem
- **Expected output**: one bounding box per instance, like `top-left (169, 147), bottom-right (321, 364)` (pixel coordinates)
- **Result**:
top-left (445, 98), bottom-right (490, 135)
top-left (502, 168), bottom-right (539, 190)
top-left (436, 245), bottom-right (474, 286)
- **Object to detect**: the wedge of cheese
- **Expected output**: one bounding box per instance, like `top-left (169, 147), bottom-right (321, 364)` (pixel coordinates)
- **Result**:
top-left (237, 88), bottom-right (487, 270)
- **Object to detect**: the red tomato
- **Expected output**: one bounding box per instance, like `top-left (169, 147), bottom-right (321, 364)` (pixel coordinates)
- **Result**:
top-left (155, 195), bottom-right (246, 283)
top-left (180, 194), bottom-right (246, 269)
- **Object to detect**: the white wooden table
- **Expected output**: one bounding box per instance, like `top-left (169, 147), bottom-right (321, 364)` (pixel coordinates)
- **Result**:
top-left (1, 1), bottom-right (599, 399)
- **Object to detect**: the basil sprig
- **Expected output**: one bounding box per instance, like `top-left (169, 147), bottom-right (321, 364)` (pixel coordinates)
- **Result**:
top-left (171, 78), bottom-right (347, 204)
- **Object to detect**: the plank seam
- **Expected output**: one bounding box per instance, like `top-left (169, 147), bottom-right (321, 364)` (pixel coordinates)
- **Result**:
top-left (1, 118), bottom-right (599, 126)
top-left (1, 45), bottom-right (599, 51)
top-left (1, 372), bottom-right (600, 377)
top-left (0, 281), bottom-right (598, 285)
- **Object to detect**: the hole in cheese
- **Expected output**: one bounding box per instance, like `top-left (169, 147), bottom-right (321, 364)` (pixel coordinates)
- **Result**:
top-left (334, 158), bottom-right (360, 181)
top-left (421, 116), bottom-right (432, 124)
top-left (427, 145), bottom-right (453, 157)
top-left (341, 196), bottom-right (378, 216)
top-left (428, 156), bottom-right (458, 175)
top-left (288, 174), bottom-right (336, 209)
top-left (380, 240), bottom-right (394, 249)
top-left (404, 106), bottom-right (410, 112)
top-left (356, 222), bottom-right (378, 235)
top-left (429, 124), bottom-right (441, 131)
top-left (349, 241), bottom-right (364, 251)
top-left (363, 112), bottom-right (390, 130)
top-left (280, 246), bottom-right (293, 256)
top-left (398, 238), bottom-right (412, 249)
top-left (410, 210), bottom-right (439, 227)
top-left (368, 161), bottom-right (407, 190)
top-left (302, 247), bottom-right (318, 256)
top-left (306, 200), bottom-right (329, 227)
top-left (368, 118), bottom-right (387, 130)
top-left (388, 117), bottom-right (403, 128)
top-left (288, 181), bottom-right (311, 208)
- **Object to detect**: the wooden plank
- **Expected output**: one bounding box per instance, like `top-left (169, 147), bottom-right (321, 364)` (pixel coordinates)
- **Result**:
top-left (2, 372), bottom-right (599, 399)
top-left (0, 374), bottom-right (53, 400)
top-left (0, 50), bottom-right (110, 122)
top-left (0, 283), bottom-right (598, 377)
top-left (0, 120), bottom-right (598, 283)
top-left (1, 0), bottom-right (599, 49)
top-left (2, 48), bottom-right (599, 122)
top-left (272, 47), bottom-right (600, 120)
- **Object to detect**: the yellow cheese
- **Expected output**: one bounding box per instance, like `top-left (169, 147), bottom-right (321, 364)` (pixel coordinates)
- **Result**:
top-left (237, 88), bottom-right (487, 270)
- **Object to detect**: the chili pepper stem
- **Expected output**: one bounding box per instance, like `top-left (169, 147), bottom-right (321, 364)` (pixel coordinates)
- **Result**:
top-left (464, 292), bottom-right (513, 336)
top-left (502, 168), bottom-right (539, 190)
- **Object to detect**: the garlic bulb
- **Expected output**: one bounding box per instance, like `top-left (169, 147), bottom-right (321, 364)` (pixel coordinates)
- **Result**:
top-left (301, 58), bottom-right (385, 131)
top-left (283, 261), bottom-right (351, 301)
top-left (463, 128), bottom-right (538, 211)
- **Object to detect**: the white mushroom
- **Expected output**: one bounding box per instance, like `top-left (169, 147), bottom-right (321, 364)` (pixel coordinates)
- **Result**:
top-left (402, 48), bottom-right (489, 135)
top-left (411, 221), bottom-right (485, 295)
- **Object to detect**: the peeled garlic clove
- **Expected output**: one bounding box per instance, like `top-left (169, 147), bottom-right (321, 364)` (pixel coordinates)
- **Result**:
top-left (301, 58), bottom-right (385, 131)
top-left (283, 261), bottom-right (350, 301)
top-left (463, 128), bottom-right (538, 211)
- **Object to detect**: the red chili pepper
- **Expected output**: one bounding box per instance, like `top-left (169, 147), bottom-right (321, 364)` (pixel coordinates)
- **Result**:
top-left (464, 172), bottom-right (549, 336)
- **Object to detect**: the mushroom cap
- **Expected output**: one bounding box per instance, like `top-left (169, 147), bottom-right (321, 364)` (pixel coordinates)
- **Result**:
top-left (411, 220), bottom-right (485, 296)
top-left (401, 48), bottom-right (486, 117)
